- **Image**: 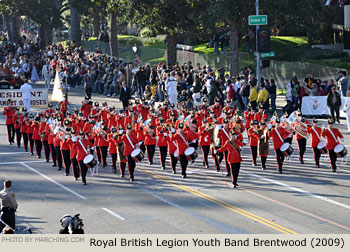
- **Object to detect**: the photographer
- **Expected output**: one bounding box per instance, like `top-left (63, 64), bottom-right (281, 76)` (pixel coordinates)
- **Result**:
top-left (0, 180), bottom-right (18, 231)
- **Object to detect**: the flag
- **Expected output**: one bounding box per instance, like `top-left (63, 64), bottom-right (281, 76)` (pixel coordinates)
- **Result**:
top-left (51, 71), bottom-right (64, 102)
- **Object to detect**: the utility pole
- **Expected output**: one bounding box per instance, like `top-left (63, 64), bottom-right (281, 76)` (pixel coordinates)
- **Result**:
top-left (256, 0), bottom-right (261, 86)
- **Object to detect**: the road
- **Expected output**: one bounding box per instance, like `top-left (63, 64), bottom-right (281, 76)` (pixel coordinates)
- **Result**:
top-left (0, 82), bottom-right (349, 234)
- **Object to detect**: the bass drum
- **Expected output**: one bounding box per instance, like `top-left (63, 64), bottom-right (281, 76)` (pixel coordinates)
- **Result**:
top-left (317, 140), bottom-right (327, 154)
top-left (280, 143), bottom-right (294, 157)
top-left (131, 148), bottom-right (144, 162)
top-left (184, 147), bottom-right (198, 161)
top-left (334, 144), bottom-right (348, 158)
top-left (83, 154), bottom-right (97, 168)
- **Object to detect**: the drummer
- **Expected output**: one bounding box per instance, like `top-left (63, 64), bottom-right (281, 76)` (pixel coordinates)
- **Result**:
top-left (268, 117), bottom-right (290, 174)
top-left (75, 130), bottom-right (93, 185)
top-left (306, 118), bottom-right (322, 168)
top-left (173, 123), bottom-right (189, 178)
top-left (294, 112), bottom-right (310, 164)
top-left (321, 118), bottom-right (344, 172)
top-left (217, 129), bottom-right (245, 188)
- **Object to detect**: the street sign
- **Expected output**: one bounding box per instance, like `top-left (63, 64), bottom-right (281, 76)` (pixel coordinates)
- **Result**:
top-left (254, 51), bottom-right (275, 58)
top-left (249, 15), bottom-right (268, 25)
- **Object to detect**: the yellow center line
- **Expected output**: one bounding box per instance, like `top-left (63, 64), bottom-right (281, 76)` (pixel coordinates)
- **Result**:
top-left (138, 167), bottom-right (298, 234)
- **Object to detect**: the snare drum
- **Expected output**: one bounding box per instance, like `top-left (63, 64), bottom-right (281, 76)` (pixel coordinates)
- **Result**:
top-left (280, 143), bottom-right (294, 157)
top-left (184, 147), bottom-right (198, 161)
top-left (174, 150), bottom-right (179, 160)
top-left (131, 148), bottom-right (144, 162)
top-left (83, 154), bottom-right (97, 168)
top-left (334, 144), bottom-right (348, 158)
top-left (317, 140), bottom-right (327, 154)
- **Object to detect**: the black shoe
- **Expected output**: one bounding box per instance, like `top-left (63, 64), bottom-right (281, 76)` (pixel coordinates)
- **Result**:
top-left (65, 173), bottom-right (69, 176)
top-left (172, 170), bottom-right (176, 174)
top-left (161, 166), bottom-right (165, 170)
top-left (52, 163), bottom-right (57, 167)
top-left (31, 153), bottom-right (34, 156)
top-left (37, 155), bottom-right (41, 159)
top-left (332, 169), bottom-right (336, 172)
top-left (233, 184), bottom-right (237, 188)
top-left (83, 182), bottom-right (87, 185)
top-left (317, 164), bottom-right (320, 168)
top-left (216, 169), bottom-right (220, 172)
top-left (74, 178), bottom-right (78, 181)
top-left (57, 167), bottom-right (62, 171)
top-left (112, 169), bottom-right (117, 173)
top-left (262, 167), bottom-right (266, 170)
top-left (102, 164), bottom-right (106, 167)
top-left (300, 159), bottom-right (304, 164)
top-left (120, 174), bottom-right (124, 178)
top-left (337, 120), bottom-right (340, 123)
top-left (130, 178), bottom-right (134, 182)
top-left (278, 170), bottom-right (283, 174)
top-left (182, 174), bottom-right (187, 178)
top-left (46, 160), bottom-right (49, 163)
top-left (226, 173), bottom-right (231, 177)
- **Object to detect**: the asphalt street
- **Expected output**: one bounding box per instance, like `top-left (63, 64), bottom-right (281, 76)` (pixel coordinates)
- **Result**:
top-left (0, 83), bottom-right (349, 234)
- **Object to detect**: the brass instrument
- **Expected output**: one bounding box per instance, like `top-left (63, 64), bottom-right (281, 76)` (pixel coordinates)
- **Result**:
top-left (292, 117), bottom-right (310, 139)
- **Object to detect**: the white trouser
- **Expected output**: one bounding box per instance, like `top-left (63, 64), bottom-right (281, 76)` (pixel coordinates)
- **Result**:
top-left (169, 94), bottom-right (177, 108)
top-left (346, 112), bottom-right (350, 132)
top-left (44, 77), bottom-right (51, 88)
top-left (23, 98), bottom-right (31, 112)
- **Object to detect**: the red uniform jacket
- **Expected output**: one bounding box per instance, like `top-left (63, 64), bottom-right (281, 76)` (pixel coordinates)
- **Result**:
top-left (118, 133), bottom-right (138, 156)
top-left (168, 135), bottom-right (177, 154)
top-left (144, 129), bottom-right (157, 145)
top-left (107, 134), bottom-right (117, 154)
top-left (75, 138), bottom-right (91, 161)
top-left (218, 139), bottom-right (244, 163)
top-left (173, 132), bottom-right (189, 155)
top-left (307, 126), bottom-right (322, 148)
top-left (198, 126), bottom-right (211, 147)
top-left (268, 127), bottom-right (289, 150)
top-left (218, 127), bottom-right (231, 146)
top-left (254, 112), bottom-right (268, 123)
top-left (321, 128), bottom-right (343, 150)
top-left (31, 122), bottom-right (41, 140)
top-left (39, 122), bottom-right (48, 141)
top-left (248, 128), bottom-right (258, 147)
top-left (244, 111), bottom-right (254, 129)
top-left (3, 107), bottom-right (15, 125)
top-left (156, 128), bottom-right (169, 147)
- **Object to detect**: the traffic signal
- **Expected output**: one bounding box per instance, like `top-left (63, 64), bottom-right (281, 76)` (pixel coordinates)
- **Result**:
top-left (257, 29), bottom-right (270, 53)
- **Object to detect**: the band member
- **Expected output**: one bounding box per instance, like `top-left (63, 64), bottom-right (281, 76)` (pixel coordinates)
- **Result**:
top-left (144, 124), bottom-right (156, 165)
top-left (217, 118), bottom-right (231, 175)
top-left (98, 125), bottom-right (109, 167)
top-left (244, 103), bottom-right (254, 135)
top-left (254, 104), bottom-right (268, 122)
top-left (75, 130), bottom-right (93, 185)
top-left (3, 99), bottom-right (15, 144)
top-left (135, 119), bottom-right (146, 154)
top-left (199, 119), bottom-right (211, 168)
top-left (248, 120), bottom-right (259, 166)
top-left (168, 128), bottom-right (178, 174)
top-left (32, 115), bottom-right (42, 158)
top-left (40, 114), bottom-right (51, 162)
top-left (218, 130), bottom-right (245, 188)
top-left (116, 126), bottom-right (127, 177)
top-left (117, 124), bottom-right (138, 181)
top-left (14, 107), bottom-right (21, 148)
top-left (42, 102), bottom-right (54, 118)
top-left (322, 118), bottom-right (344, 172)
top-left (54, 116), bottom-right (63, 170)
top-left (47, 117), bottom-right (57, 167)
top-left (307, 118), bottom-right (322, 168)
top-left (67, 129), bottom-right (80, 180)
top-left (61, 121), bottom-right (72, 176)
top-left (157, 120), bottom-right (169, 170)
top-left (268, 117), bottom-right (289, 173)
top-left (20, 107), bottom-right (28, 152)
top-left (173, 123), bottom-right (189, 178)
top-left (293, 111), bottom-right (310, 164)
top-left (253, 120), bottom-right (270, 169)
top-left (108, 127), bottom-right (118, 173)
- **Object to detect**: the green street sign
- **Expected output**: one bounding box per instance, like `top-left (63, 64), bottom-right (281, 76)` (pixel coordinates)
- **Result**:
top-left (249, 15), bottom-right (268, 25)
top-left (254, 51), bottom-right (275, 57)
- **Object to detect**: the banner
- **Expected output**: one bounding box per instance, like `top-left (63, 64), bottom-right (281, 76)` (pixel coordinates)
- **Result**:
top-left (0, 89), bottom-right (48, 107)
top-left (51, 70), bottom-right (64, 102)
top-left (301, 96), bottom-right (350, 117)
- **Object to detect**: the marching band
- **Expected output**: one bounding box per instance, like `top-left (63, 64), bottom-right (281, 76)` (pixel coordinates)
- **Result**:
top-left (2, 95), bottom-right (348, 188)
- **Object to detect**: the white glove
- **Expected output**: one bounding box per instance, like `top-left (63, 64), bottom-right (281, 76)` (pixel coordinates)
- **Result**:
top-left (341, 138), bottom-right (344, 142)
top-left (234, 135), bottom-right (238, 139)
top-left (268, 124), bottom-right (272, 130)
top-left (119, 130), bottom-right (124, 134)
top-left (260, 135), bottom-right (265, 139)
top-left (90, 146), bottom-right (95, 151)
top-left (164, 133), bottom-right (168, 137)
top-left (213, 150), bottom-right (217, 154)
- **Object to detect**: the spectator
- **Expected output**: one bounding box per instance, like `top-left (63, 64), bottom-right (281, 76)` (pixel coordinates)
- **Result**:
top-left (249, 83), bottom-right (258, 110)
top-left (257, 83), bottom-right (269, 111)
top-left (337, 70), bottom-right (348, 97)
top-left (269, 79), bottom-right (277, 114)
top-left (327, 85), bottom-right (341, 123)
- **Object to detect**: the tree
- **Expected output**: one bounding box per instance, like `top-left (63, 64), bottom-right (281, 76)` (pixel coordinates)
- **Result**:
top-left (122, 0), bottom-right (207, 65)
top-left (201, 0), bottom-right (255, 76)
top-left (70, 6), bottom-right (81, 44)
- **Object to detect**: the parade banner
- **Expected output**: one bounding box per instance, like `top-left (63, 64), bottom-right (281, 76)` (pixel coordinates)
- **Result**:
top-left (0, 89), bottom-right (48, 107)
top-left (301, 96), bottom-right (350, 117)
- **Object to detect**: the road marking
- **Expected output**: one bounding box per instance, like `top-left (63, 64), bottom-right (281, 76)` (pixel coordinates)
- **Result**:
top-left (101, 207), bottom-right (126, 221)
top-left (0, 152), bottom-right (29, 155)
top-left (241, 170), bottom-right (350, 210)
top-left (0, 160), bottom-right (45, 165)
top-left (20, 162), bottom-right (87, 200)
top-left (190, 169), bottom-right (350, 232)
top-left (138, 168), bottom-right (297, 234)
